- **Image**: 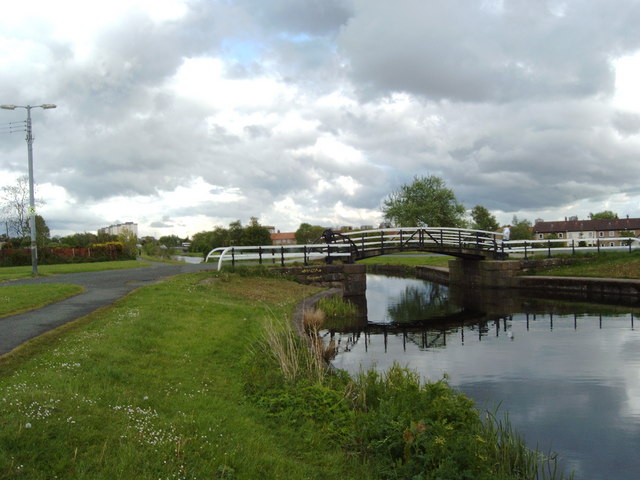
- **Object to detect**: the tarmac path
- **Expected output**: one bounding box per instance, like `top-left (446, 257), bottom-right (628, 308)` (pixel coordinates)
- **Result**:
top-left (0, 261), bottom-right (214, 355)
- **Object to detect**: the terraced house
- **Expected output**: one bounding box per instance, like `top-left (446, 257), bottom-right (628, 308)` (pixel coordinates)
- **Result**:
top-left (533, 217), bottom-right (640, 246)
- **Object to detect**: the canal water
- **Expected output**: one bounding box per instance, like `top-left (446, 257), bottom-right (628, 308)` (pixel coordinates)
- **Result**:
top-left (171, 255), bottom-right (203, 264)
top-left (329, 274), bottom-right (640, 480)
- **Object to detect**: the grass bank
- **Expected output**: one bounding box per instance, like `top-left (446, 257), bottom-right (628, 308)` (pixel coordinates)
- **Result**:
top-left (0, 270), bottom-right (570, 479)
top-left (358, 250), bottom-right (640, 279)
top-left (0, 260), bottom-right (151, 282)
top-left (529, 251), bottom-right (640, 278)
top-left (357, 253), bottom-right (452, 268)
top-left (0, 284), bottom-right (84, 319)
top-left (0, 271), bottom-right (375, 479)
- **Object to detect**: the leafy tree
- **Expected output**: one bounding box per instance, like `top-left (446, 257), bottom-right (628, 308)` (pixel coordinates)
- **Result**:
top-left (59, 232), bottom-right (98, 248)
top-left (228, 220), bottom-right (244, 246)
top-left (118, 230), bottom-right (139, 259)
top-left (96, 231), bottom-right (119, 243)
top-left (32, 215), bottom-right (50, 248)
top-left (382, 175), bottom-right (466, 227)
top-left (470, 205), bottom-right (499, 231)
top-left (295, 223), bottom-right (326, 244)
top-left (590, 210), bottom-right (618, 220)
top-left (242, 217), bottom-right (272, 246)
top-left (158, 235), bottom-right (184, 247)
top-left (510, 216), bottom-right (534, 240)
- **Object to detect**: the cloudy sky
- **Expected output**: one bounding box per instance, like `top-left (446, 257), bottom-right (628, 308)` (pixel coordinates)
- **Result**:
top-left (2, 0), bottom-right (640, 238)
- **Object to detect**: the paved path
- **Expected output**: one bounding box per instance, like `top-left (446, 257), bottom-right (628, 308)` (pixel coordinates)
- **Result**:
top-left (0, 262), bottom-right (214, 355)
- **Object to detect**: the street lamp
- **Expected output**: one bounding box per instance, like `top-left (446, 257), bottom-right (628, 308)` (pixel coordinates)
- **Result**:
top-left (1, 103), bottom-right (57, 276)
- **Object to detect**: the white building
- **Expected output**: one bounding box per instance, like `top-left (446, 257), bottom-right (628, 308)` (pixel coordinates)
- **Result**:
top-left (98, 222), bottom-right (138, 237)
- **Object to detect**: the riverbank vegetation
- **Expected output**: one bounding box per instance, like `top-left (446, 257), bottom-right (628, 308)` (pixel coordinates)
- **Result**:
top-left (0, 271), bottom-right (571, 479)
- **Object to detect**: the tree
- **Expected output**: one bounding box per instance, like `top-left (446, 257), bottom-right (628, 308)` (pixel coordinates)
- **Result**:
top-left (158, 235), bottom-right (184, 248)
top-left (590, 210), bottom-right (618, 220)
top-left (470, 205), bottom-right (499, 231)
top-left (295, 223), bottom-right (326, 244)
top-left (0, 175), bottom-right (44, 239)
top-left (242, 217), bottom-right (272, 246)
top-left (510, 216), bottom-right (533, 240)
top-left (32, 215), bottom-right (50, 248)
top-left (118, 230), bottom-right (139, 259)
top-left (382, 175), bottom-right (466, 227)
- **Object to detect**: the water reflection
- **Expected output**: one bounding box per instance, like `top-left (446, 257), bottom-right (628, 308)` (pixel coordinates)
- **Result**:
top-left (329, 274), bottom-right (640, 480)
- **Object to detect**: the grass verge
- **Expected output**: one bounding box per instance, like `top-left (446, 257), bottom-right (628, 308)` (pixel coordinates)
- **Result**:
top-left (0, 284), bottom-right (84, 318)
top-left (529, 251), bottom-right (640, 278)
top-left (0, 260), bottom-right (151, 282)
top-left (0, 271), bottom-right (377, 479)
top-left (357, 253), bottom-right (452, 268)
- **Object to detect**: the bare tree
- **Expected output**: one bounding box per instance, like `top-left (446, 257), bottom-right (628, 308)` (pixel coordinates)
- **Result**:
top-left (0, 175), bottom-right (44, 238)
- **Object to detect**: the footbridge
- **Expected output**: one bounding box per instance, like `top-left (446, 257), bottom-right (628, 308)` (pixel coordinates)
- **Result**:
top-left (205, 227), bottom-right (506, 270)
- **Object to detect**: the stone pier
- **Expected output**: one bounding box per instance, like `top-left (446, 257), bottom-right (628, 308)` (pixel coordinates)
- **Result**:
top-left (277, 264), bottom-right (366, 296)
top-left (448, 259), bottom-right (522, 289)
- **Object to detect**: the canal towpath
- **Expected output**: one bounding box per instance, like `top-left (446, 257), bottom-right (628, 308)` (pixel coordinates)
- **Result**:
top-left (0, 261), bottom-right (214, 356)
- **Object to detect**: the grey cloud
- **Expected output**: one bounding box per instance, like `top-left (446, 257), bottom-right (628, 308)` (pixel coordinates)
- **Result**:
top-left (338, 0), bottom-right (640, 102)
top-left (243, 0), bottom-right (352, 35)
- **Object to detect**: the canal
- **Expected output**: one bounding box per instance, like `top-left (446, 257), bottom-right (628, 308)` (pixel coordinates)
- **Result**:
top-left (329, 274), bottom-right (640, 480)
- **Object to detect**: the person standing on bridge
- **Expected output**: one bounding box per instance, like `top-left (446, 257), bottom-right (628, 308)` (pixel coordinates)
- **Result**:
top-left (502, 225), bottom-right (511, 242)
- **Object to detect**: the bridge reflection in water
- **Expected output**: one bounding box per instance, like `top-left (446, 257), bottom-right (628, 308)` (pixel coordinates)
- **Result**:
top-left (322, 274), bottom-right (639, 356)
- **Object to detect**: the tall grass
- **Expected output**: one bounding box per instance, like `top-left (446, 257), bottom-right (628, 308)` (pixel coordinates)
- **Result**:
top-left (316, 295), bottom-right (358, 317)
top-left (260, 313), bottom-right (328, 384)
top-left (254, 319), bottom-right (574, 479)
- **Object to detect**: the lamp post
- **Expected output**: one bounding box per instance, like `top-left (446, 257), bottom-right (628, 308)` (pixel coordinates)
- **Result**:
top-left (1, 103), bottom-right (57, 276)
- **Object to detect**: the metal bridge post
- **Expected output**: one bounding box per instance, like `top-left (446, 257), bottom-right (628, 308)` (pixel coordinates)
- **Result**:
top-left (458, 230), bottom-right (462, 251)
top-left (231, 248), bottom-right (235, 267)
top-left (380, 231), bottom-right (384, 254)
top-left (280, 246), bottom-right (285, 267)
top-left (597, 239), bottom-right (600, 254)
top-left (303, 245), bottom-right (308, 265)
top-left (524, 242), bottom-right (528, 259)
top-left (258, 247), bottom-right (263, 265)
top-left (400, 230), bottom-right (403, 250)
top-left (572, 239), bottom-right (575, 255)
top-left (548, 240), bottom-right (551, 258)
top-left (629, 239), bottom-right (633, 253)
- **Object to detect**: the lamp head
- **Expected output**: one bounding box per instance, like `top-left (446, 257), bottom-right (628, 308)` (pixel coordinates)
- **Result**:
top-left (40, 104), bottom-right (57, 109)
top-left (1, 105), bottom-right (16, 110)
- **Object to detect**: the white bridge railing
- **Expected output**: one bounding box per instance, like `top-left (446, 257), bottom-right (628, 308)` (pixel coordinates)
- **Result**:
top-left (205, 227), bottom-right (503, 270)
top-left (205, 227), bottom-right (640, 270)
top-left (502, 236), bottom-right (640, 258)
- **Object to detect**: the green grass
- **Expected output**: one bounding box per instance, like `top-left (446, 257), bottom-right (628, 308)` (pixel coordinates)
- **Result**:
top-left (0, 272), bottom-right (379, 479)
top-left (0, 260), bottom-right (151, 282)
top-left (357, 253), bottom-right (452, 268)
top-left (530, 251), bottom-right (640, 278)
top-left (0, 284), bottom-right (84, 318)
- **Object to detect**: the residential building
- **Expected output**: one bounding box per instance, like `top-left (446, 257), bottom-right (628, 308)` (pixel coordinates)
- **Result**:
top-left (533, 217), bottom-right (640, 246)
top-left (98, 222), bottom-right (138, 237)
top-left (271, 231), bottom-right (296, 245)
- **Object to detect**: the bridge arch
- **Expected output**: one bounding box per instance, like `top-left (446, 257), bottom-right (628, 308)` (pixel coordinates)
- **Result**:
top-left (205, 227), bottom-right (506, 270)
